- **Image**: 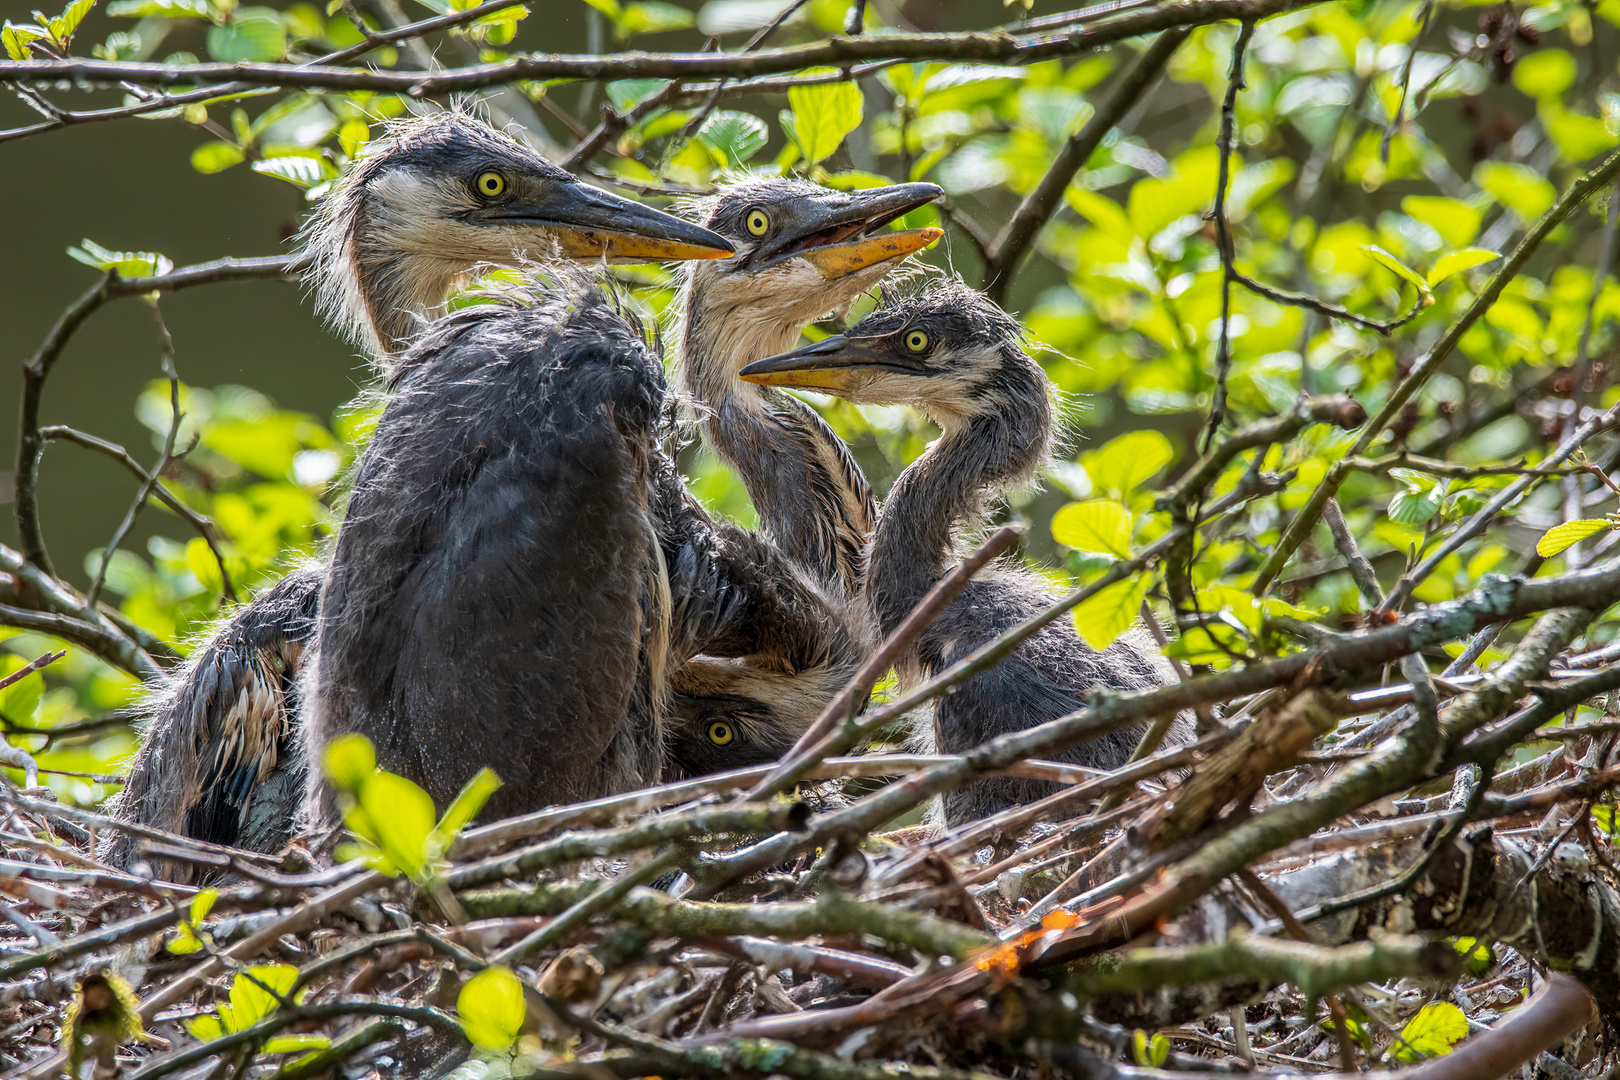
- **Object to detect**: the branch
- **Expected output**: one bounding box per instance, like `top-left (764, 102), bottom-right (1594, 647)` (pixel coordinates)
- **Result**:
top-left (1203, 18), bottom-right (1256, 453)
top-left (0, 0), bottom-right (1319, 94)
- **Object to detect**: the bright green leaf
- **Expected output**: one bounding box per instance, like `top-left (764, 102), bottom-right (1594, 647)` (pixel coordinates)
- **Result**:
top-left (1393, 1002), bottom-right (1469, 1063)
top-left (1594, 803), bottom-right (1617, 838)
top-left (1, 23), bottom-right (46, 59)
top-left (1401, 196), bottom-right (1483, 249)
top-left (605, 78), bottom-right (667, 111)
top-left (1536, 518), bottom-right (1614, 557)
top-left (251, 154), bottom-right (333, 188)
top-left (1363, 245), bottom-right (1434, 305)
top-left (1073, 575), bottom-right (1151, 651)
top-left (429, 766), bottom-right (501, 857)
top-left (618, 0), bottom-right (692, 35)
top-left (1544, 104), bottom-right (1618, 163)
top-left (695, 110), bottom-right (768, 168)
top-left (1453, 937), bottom-right (1494, 978)
top-left (263, 1034), bottom-right (333, 1054)
top-left (457, 966), bottom-right (526, 1050)
top-left (49, 0), bottom-right (96, 43)
top-left (323, 732), bottom-right (376, 792)
top-left (106, 0), bottom-right (212, 16)
top-left (1475, 161), bottom-right (1557, 221)
top-left (207, 11), bottom-right (286, 62)
top-left (191, 140), bottom-right (245, 174)
top-left (1512, 48), bottom-right (1577, 100)
top-left (1051, 500), bottom-right (1132, 558)
top-left (230, 964), bottom-right (297, 1027)
top-left (1388, 487), bottom-right (1441, 526)
top-left (1081, 430), bottom-right (1174, 496)
top-left (1427, 248), bottom-right (1500, 286)
top-left (355, 770), bottom-right (436, 879)
top-left (789, 73), bottom-right (863, 164)
top-left (67, 238), bottom-right (173, 278)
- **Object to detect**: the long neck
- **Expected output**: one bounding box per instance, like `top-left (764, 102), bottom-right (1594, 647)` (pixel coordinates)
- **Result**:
top-left (352, 201), bottom-right (474, 363)
top-left (677, 281), bottom-right (875, 597)
top-left (867, 368), bottom-right (1049, 640)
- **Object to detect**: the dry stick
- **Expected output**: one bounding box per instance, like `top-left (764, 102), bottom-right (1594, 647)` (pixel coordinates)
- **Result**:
top-left (1202, 17), bottom-right (1256, 454)
top-left (0, 0), bottom-right (1321, 94)
top-left (1252, 141), bottom-right (1620, 596)
top-left (981, 24), bottom-right (1190, 303)
top-left (40, 426), bottom-right (231, 599)
top-left (748, 524), bottom-right (1024, 800)
top-left (1377, 401), bottom-right (1620, 614)
top-left (1321, 497), bottom-right (1381, 607)
top-left (0, 545), bottom-right (162, 679)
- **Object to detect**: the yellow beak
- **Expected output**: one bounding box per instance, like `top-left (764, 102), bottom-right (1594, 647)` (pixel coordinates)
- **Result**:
top-left (797, 227), bottom-right (944, 280)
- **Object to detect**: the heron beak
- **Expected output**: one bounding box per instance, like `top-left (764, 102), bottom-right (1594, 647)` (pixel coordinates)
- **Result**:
top-left (760, 181), bottom-right (944, 277)
top-left (498, 181), bottom-right (734, 262)
top-left (798, 226), bottom-right (944, 280)
top-left (739, 335), bottom-right (925, 395)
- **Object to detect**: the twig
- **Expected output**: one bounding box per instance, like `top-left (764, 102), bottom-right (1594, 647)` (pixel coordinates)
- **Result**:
top-left (1203, 19), bottom-right (1256, 454)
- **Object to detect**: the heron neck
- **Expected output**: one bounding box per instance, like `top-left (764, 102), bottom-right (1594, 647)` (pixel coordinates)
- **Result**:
top-left (676, 285), bottom-right (875, 596)
top-left (867, 365), bottom-right (1049, 641)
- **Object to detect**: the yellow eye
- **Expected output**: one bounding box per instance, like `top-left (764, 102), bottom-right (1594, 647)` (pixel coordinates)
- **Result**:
top-left (707, 721), bottom-right (734, 745)
top-left (745, 209), bottom-right (770, 237)
top-left (475, 171), bottom-right (507, 199)
top-left (904, 329), bottom-right (929, 352)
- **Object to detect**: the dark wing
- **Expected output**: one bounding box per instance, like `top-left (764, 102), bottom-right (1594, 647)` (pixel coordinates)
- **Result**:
top-left (101, 566), bottom-right (320, 879)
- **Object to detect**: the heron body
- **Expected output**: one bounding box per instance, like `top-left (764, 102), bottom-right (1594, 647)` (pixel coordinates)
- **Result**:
top-left (304, 281), bottom-right (672, 818)
top-left (741, 280), bottom-right (1180, 825)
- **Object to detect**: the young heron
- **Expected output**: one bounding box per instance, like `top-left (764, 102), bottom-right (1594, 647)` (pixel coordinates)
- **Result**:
top-left (103, 114), bottom-right (734, 875)
top-left (741, 280), bottom-right (1180, 825)
top-left (660, 179), bottom-right (942, 778)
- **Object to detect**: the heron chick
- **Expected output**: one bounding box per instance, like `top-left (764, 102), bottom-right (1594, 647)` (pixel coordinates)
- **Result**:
top-left (741, 280), bottom-right (1183, 825)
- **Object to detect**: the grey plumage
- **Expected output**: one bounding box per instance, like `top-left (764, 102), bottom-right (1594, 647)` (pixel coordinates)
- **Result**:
top-left (303, 280), bottom-right (672, 820)
top-left (741, 280), bottom-right (1182, 825)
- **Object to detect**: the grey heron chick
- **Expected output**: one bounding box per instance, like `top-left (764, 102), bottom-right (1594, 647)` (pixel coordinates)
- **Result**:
top-left (676, 178), bottom-right (942, 595)
top-left (741, 280), bottom-right (1181, 825)
top-left (103, 113), bottom-right (733, 877)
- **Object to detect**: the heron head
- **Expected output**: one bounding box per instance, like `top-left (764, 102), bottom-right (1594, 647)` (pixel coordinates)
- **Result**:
top-left (301, 112), bottom-right (731, 360)
top-left (682, 176), bottom-right (943, 329)
top-left (739, 279), bottom-right (1031, 429)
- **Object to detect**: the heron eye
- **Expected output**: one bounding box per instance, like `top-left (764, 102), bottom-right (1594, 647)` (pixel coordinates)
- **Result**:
top-left (745, 209), bottom-right (770, 237)
top-left (475, 171), bottom-right (507, 199)
top-left (707, 721), bottom-right (734, 745)
top-left (904, 329), bottom-right (929, 352)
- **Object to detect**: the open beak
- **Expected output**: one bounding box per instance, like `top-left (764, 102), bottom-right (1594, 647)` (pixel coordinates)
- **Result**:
top-left (739, 334), bottom-right (925, 396)
top-left (497, 180), bottom-right (734, 262)
top-left (759, 181), bottom-right (944, 280)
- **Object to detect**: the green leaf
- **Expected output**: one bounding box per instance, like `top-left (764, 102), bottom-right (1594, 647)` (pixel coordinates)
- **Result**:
top-left (1081, 430), bottom-right (1173, 496)
top-left (1536, 518), bottom-right (1614, 557)
top-left (251, 154), bottom-right (333, 188)
top-left (1544, 105), bottom-right (1618, 163)
top-left (1132, 1030), bottom-right (1170, 1068)
top-left (1453, 937), bottom-right (1494, 978)
top-left (230, 964), bottom-right (297, 1027)
top-left (694, 110), bottom-right (768, 168)
top-left (1, 23), bottom-right (46, 60)
top-left (207, 11), bottom-right (286, 62)
top-left (67, 238), bottom-right (173, 278)
top-left (1427, 248), bottom-right (1500, 286)
top-left (789, 73), bottom-right (863, 165)
top-left (1388, 487), bottom-right (1441, 526)
top-left (1393, 1002), bottom-right (1468, 1063)
top-left (605, 78), bottom-right (667, 111)
top-left (1512, 48), bottom-right (1576, 100)
top-left (49, 0), bottom-right (96, 43)
top-left (323, 732), bottom-right (376, 792)
top-left (1362, 245), bottom-right (1434, 305)
top-left (1051, 500), bottom-right (1132, 558)
top-left (457, 966), bottom-right (527, 1050)
top-left (1063, 188), bottom-right (1135, 246)
top-left (186, 1014), bottom-right (226, 1041)
top-left (1073, 575), bottom-right (1151, 651)
top-left (355, 770), bottom-right (436, 878)
top-left (106, 0), bottom-right (212, 16)
top-left (580, 0), bottom-right (619, 17)
top-left (618, 0), bottom-right (691, 34)
top-left (263, 1034), bottom-right (333, 1054)
top-left (167, 887), bottom-right (218, 954)
top-left (191, 140), bottom-right (244, 174)
top-left (429, 766), bottom-right (501, 856)
top-left (1401, 196), bottom-right (1483, 249)
top-left (1594, 803), bottom-right (1617, 838)
top-left (1475, 161), bottom-right (1557, 221)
